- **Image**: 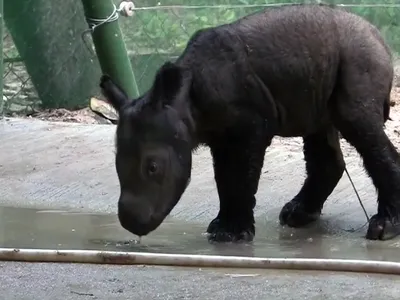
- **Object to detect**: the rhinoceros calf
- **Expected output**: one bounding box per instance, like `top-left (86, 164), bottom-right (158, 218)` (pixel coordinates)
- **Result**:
top-left (100, 4), bottom-right (398, 243)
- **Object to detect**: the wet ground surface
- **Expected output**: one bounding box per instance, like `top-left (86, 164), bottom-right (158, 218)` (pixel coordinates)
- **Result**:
top-left (1, 205), bottom-right (400, 262)
top-left (1, 207), bottom-right (400, 299)
top-left (2, 117), bottom-right (400, 299)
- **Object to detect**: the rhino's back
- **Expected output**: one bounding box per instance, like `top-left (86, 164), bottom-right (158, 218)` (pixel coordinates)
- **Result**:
top-left (178, 5), bottom-right (392, 136)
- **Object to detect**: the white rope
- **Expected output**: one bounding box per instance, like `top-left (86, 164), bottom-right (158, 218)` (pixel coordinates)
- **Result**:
top-left (85, 5), bottom-right (119, 32)
top-left (85, 1), bottom-right (135, 32)
top-left (2, 248), bottom-right (400, 275)
top-left (81, 1), bottom-right (135, 55)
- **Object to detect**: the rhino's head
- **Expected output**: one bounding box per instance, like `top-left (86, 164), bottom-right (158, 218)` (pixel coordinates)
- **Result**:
top-left (100, 62), bottom-right (194, 236)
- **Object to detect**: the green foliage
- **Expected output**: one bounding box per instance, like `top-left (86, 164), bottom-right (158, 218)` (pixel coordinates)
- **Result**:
top-left (113, 0), bottom-right (400, 92)
top-left (116, 0), bottom-right (400, 54)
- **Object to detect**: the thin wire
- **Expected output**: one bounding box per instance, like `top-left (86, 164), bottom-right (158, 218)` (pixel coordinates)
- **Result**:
top-left (345, 166), bottom-right (370, 222)
top-left (130, 3), bottom-right (400, 10)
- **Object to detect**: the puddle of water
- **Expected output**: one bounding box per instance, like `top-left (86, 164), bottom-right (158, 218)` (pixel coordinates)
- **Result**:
top-left (0, 205), bottom-right (399, 261)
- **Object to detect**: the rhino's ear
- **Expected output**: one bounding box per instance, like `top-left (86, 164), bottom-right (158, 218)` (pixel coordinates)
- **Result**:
top-left (99, 74), bottom-right (130, 111)
top-left (150, 61), bottom-right (186, 109)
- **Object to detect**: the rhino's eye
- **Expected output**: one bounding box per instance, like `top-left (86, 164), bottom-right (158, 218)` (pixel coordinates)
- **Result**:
top-left (148, 161), bottom-right (158, 175)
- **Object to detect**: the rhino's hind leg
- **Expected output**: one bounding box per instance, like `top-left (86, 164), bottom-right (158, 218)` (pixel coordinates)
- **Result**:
top-left (332, 71), bottom-right (400, 240)
top-left (279, 126), bottom-right (345, 227)
top-left (334, 109), bottom-right (400, 240)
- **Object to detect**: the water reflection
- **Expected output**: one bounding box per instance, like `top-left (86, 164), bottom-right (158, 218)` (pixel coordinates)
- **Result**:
top-left (0, 205), bottom-right (399, 261)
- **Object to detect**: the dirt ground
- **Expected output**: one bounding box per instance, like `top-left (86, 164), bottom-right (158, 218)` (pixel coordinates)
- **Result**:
top-left (16, 86), bottom-right (400, 150)
top-left (23, 107), bottom-right (114, 125)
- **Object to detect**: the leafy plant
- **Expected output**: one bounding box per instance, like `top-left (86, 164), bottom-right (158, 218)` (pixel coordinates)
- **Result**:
top-left (113, 0), bottom-right (400, 91)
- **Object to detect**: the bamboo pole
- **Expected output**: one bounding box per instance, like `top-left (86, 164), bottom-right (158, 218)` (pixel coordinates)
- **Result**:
top-left (1, 248), bottom-right (400, 276)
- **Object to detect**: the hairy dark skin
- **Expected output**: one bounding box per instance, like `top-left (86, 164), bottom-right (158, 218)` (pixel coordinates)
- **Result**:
top-left (100, 4), bottom-right (400, 243)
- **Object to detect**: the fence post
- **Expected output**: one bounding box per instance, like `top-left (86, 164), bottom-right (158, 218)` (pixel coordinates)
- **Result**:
top-left (0, 0), bottom-right (3, 118)
top-left (4, 0), bottom-right (104, 110)
top-left (80, 0), bottom-right (140, 99)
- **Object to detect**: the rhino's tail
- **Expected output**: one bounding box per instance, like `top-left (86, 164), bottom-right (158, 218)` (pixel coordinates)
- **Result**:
top-left (384, 96), bottom-right (392, 122)
top-left (384, 81), bottom-right (393, 122)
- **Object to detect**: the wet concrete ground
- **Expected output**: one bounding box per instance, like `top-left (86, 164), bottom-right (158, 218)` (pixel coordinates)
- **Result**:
top-left (1, 205), bottom-right (400, 261)
top-left (1, 117), bottom-right (400, 299)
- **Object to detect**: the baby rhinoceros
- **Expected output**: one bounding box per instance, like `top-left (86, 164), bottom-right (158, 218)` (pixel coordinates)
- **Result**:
top-left (100, 4), bottom-right (399, 243)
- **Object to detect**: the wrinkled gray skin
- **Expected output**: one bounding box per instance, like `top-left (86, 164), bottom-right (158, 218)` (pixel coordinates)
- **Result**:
top-left (100, 4), bottom-right (400, 243)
